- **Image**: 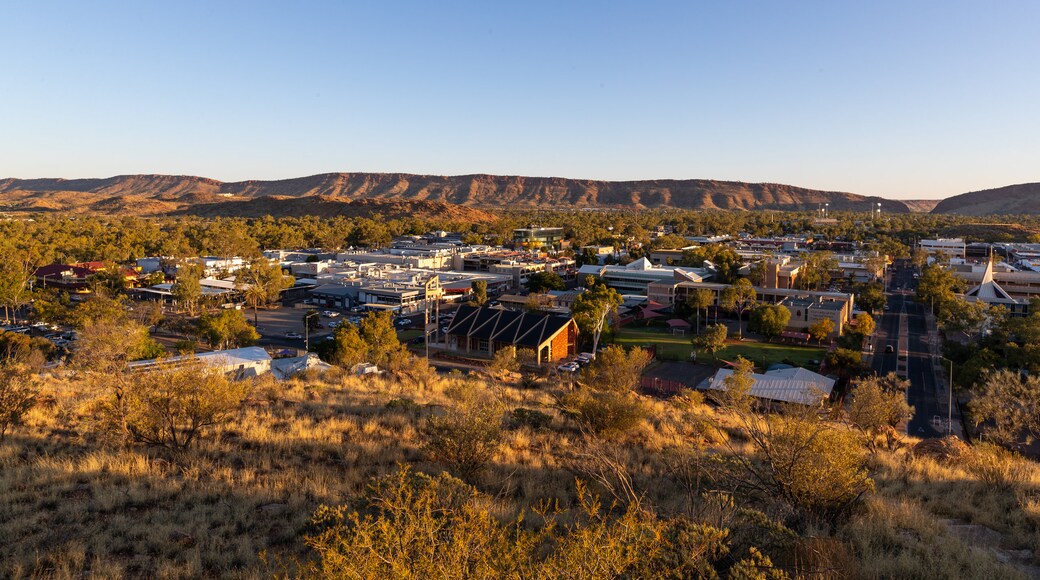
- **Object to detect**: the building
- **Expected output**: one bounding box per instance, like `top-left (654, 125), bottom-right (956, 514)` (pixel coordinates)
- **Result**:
top-left (664, 281), bottom-right (854, 334)
top-left (700, 366), bottom-right (835, 406)
top-left (781, 297), bottom-right (850, 336)
top-left (513, 226), bottom-right (566, 248)
top-left (961, 258), bottom-right (1027, 315)
top-left (128, 346), bottom-right (272, 380)
top-left (35, 262), bottom-right (140, 292)
top-left (578, 258), bottom-right (709, 295)
top-left (919, 239), bottom-right (966, 259)
top-left (444, 305), bottom-right (578, 364)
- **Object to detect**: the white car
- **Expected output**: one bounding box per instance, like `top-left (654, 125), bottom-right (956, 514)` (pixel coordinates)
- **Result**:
top-left (322, 310), bottom-right (339, 318)
top-left (397, 318), bottom-right (413, 326)
top-left (557, 362), bottom-right (580, 373)
top-left (285, 332), bottom-right (303, 340)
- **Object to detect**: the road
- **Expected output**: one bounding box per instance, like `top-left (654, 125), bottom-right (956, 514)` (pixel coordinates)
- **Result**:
top-left (872, 260), bottom-right (951, 438)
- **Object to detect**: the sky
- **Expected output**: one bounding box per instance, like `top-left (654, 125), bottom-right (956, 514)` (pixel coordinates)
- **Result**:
top-left (1, 1), bottom-right (1038, 199)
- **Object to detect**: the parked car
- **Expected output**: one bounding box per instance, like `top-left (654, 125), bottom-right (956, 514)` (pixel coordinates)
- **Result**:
top-left (328, 320), bottom-right (341, 328)
top-left (557, 361), bottom-right (580, 373)
top-left (285, 332), bottom-right (303, 340)
top-left (396, 318), bottom-right (413, 326)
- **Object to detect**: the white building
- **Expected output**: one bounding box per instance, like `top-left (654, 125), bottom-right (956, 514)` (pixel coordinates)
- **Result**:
top-left (919, 239), bottom-right (966, 259)
top-left (701, 366), bottom-right (835, 406)
top-left (577, 258), bottom-right (709, 295)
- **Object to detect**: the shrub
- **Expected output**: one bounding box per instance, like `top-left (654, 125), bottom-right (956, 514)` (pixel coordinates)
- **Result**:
top-left (385, 397), bottom-right (421, 415)
top-left (424, 393), bottom-right (504, 480)
top-left (302, 467), bottom-right (756, 579)
top-left (0, 366), bottom-right (37, 442)
top-left (509, 407), bottom-right (552, 431)
top-left (100, 360), bottom-right (251, 450)
top-left (967, 442), bottom-right (1031, 489)
top-left (558, 389), bottom-right (647, 437)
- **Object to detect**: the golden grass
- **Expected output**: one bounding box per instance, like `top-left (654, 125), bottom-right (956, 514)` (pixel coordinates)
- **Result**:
top-left (3, 366), bottom-right (1040, 577)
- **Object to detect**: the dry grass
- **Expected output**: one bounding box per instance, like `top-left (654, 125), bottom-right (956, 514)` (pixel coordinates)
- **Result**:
top-left (3, 366), bottom-right (1040, 578)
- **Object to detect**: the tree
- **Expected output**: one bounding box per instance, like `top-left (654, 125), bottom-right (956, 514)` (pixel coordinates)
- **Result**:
top-left (796, 252), bottom-right (838, 291)
top-left (939, 297), bottom-right (989, 341)
top-left (720, 278), bottom-right (757, 339)
top-left (847, 374), bottom-right (913, 449)
top-left (749, 304), bottom-right (790, 342)
top-left (171, 263), bottom-right (204, 316)
top-left (525, 271), bottom-right (566, 293)
top-left (197, 310), bottom-right (260, 350)
top-left (823, 348), bottom-right (863, 382)
top-left (237, 258), bottom-right (294, 326)
top-left (971, 370), bottom-right (1040, 447)
top-left (578, 345), bottom-right (651, 394)
top-left (916, 263), bottom-right (964, 316)
top-left (87, 263), bottom-right (129, 297)
top-left (0, 366), bottom-right (38, 442)
top-left (0, 242), bottom-right (38, 324)
top-left (855, 282), bottom-right (886, 313)
top-left (686, 288), bottom-right (714, 334)
top-left (854, 312), bottom-right (876, 338)
top-left (116, 360), bottom-right (251, 450)
top-left (356, 311), bottom-right (404, 368)
top-left (571, 283), bottom-right (623, 351)
top-left (469, 280), bottom-right (488, 307)
top-left (318, 323), bottom-right (369, 368)
top-left (808, 318), bottom-right (835, 344)
top-left (692, 323), bottom-right (728, 359)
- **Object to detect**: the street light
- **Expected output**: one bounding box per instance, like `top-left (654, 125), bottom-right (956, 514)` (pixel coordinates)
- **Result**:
top-left (937, 355), bottom-right (954, 436)
top-left (304, 311), bottom-right (319, 352)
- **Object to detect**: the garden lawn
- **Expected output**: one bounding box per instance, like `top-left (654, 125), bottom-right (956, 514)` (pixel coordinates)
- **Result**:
top-left (614, 327), bottom-right (826, 369)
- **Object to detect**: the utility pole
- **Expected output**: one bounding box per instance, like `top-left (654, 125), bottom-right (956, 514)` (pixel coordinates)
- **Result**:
top-left (939, 356), bottom-right (954, 436)
top-left (304, 311), bottom-right (318, 352)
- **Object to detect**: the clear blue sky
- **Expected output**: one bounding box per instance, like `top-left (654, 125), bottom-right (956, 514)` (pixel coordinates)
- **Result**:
top-left (1, 1), bottom-right (1037, 199)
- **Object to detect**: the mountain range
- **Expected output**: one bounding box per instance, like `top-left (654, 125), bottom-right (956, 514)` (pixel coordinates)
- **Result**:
top-left (0, 172), bottom-right (1033, 216)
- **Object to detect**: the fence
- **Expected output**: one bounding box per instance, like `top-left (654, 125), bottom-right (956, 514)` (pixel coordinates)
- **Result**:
top-left (639, 375), bottom-right (688, 396)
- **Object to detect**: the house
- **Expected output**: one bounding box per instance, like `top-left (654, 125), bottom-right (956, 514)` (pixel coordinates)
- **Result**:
top-left (700, 366), bottom-right (835, 406)
top-left (444, 305), bottom-right (578, 364)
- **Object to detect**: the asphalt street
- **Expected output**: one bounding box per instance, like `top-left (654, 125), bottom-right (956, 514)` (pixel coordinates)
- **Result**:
top-left (871, 260), bottom-right (951, 438)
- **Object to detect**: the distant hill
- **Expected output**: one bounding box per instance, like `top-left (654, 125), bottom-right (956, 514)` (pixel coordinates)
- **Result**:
top-left (902, 199), bottom-right (942, 213)
top-left (931, 183), bottom-right (1040, 215)
top-left (0, 172), bottom-right (912, 215)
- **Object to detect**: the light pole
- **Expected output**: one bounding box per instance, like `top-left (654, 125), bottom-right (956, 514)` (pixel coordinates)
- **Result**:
top-left (938, 355), bottom-right (954, 436)
top-left (304, 311), bottom-right (319, 352)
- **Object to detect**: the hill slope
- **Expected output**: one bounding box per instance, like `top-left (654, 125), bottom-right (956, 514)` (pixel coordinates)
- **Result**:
top-left (0, 173), bottom-right (911, 214)
top-left (931, 183), bottom-right (1040, 215)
